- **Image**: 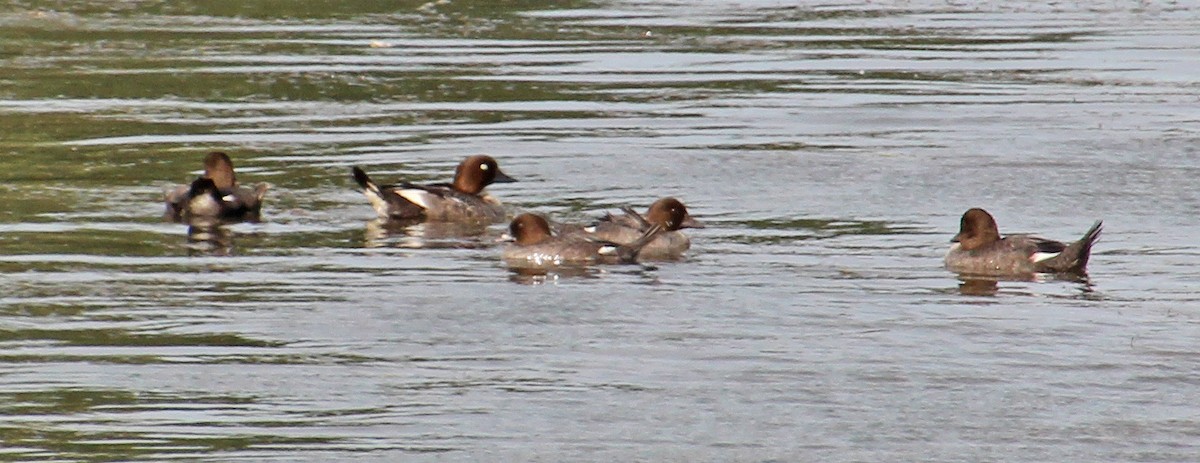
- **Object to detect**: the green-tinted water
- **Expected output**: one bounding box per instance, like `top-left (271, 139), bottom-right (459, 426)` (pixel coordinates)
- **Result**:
top-left (2, 1), bottom-right (1199, 460)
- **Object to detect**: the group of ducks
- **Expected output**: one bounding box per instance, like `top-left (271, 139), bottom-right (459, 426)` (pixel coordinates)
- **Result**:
top-left (164, 152), bottom-right (1103, 278)
top-left (165, 152), bottom-right (704, 268)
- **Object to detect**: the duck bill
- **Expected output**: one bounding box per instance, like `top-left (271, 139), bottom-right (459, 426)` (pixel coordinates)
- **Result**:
top-left (492, 169), bottom-right (517, 183)
top-left (680, 216), bottom-right (705, 229)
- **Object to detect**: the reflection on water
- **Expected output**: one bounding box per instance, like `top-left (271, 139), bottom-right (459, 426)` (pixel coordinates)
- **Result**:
top-left (954, 274), bottom-right (1097, 298)
top-left (186, 223), bottom-right (236, 256)
top-left (956, 277), bottom-right (1000, 296)
top-left (506, 265), bottom-right (602, 285)
top-left (505, 262), bottom-right (660, 285)
top-left (1, 0), bottom-right (1199, 461)
top-left (363, 218), bottom-right (498, 249)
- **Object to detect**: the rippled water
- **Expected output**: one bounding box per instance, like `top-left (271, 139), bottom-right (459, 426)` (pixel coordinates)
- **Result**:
top-left (2, 1), bottom-right (1199, 460)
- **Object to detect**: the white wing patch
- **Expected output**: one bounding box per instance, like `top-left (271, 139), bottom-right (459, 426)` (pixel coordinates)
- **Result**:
top-left (583, 226), bottom-right (597, 233)
top-left (598, 245), bottom-right (618, 256)
top-left (396, 188), bottom-right (434, 210)
top-left (1031, 252), bottom-right (1060, 263)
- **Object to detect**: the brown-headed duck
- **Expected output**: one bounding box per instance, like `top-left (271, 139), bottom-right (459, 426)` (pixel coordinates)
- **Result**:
top-left (503, 213), bottom-right (661, 268)
top-left (352, 155), bottom-right (516, 224)
top-left (164, 151), bottom-right (269, 222)
top-left (560, 197), bottom-right (703, 260)
top-left (945, 208), bottom-right (1102, 277)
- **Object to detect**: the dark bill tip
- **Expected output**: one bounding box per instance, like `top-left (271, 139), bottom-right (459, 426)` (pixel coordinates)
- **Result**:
top-left (493, 169), bottom-right (517, 183)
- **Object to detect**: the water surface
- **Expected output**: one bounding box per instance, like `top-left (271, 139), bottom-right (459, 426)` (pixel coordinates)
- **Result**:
top-left (2, 1), bottom-right (1199, 461)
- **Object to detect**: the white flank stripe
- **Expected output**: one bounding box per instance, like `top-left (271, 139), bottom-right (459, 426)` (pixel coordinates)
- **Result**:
top-left (1031, 252), bottom-right (1060, 263)
top-left (396, 189), bottom-right (432, 210)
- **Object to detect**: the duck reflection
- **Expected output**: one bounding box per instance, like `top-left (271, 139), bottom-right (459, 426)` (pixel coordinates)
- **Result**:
top-left (954, 273), bottom-right (1094, 297)
top-left (363, 218), bottom-right (496, 249)
top-left (186, 222), bottom-right (236, 256)
top-left (956, 277), bottom-right (1000, 296)
top-left (506, 266), bottom-right (603, 285)
top-left (506, 264), bottom-right (660, 286)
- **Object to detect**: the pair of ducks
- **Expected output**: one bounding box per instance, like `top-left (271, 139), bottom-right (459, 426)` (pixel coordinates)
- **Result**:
top-left (165, 152), bottom-right (704, 267)
top-left (165, 153), bottom-right (1103, 277)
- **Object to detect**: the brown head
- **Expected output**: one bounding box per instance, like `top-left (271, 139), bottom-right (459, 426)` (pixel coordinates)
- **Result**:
top-left (203, 152), bottom-right (238, 191)
top-left (645, 197), bottom-right (704, 231)
top-left (952, 208), bottom-right (1002, 251)
top-left (509, 213), bottom-right (553, 246)
top-left (452, 155), bottom-right (516, 195)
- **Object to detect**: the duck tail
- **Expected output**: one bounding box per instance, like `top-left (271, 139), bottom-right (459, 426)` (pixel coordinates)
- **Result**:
top-left (616, 224), bottom-right (663, 263)
top-left (351, 167), bottom-right (379, 194)
top-left (1070, 220), bottom-right (1103, 272)
top-left (619, 205), bottom-right (654, 229)
top-left (1044, 220), bottom-right (1103, 274)
top-left (353, 166), bottom-right (398, 219)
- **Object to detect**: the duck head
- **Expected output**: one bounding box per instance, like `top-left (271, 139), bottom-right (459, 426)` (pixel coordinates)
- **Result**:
top-left (952, 208), bottom-right (1002, 251)
top-left (453, 155), bottom-right (516, 194)
top-left (509, 213), bottom-right (553, 246)
top-left (645, 197), bottom-right (704, 231)
top-left (203, 151), bottom-right (238, 191)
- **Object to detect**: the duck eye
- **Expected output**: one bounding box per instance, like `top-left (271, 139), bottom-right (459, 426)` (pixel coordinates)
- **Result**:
top-left (480, 164), bottom-right (489, 171)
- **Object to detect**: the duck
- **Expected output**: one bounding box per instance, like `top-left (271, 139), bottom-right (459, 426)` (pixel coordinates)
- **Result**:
top-left (164, 151), bottom-right (269, 222)
top-left (561, 197), bottom-right (703, 260)
top-left (503, 213), bottom-right (662, 268)
top-left (945, 208), bottom-right (1102, 277)
top-left (352, 155), bottom-right (516, 223)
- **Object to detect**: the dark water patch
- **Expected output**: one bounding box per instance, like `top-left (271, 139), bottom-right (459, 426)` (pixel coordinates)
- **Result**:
top-left (0, 424), bottom-right (351, 462)
top-left (0, 389), bottom-right (258, 415)
top-left (0, 328), bottom-right (280, 348)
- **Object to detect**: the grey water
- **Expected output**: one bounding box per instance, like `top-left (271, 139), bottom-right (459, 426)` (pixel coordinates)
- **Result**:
top-left (1, 1), bottom-right (1199, 461)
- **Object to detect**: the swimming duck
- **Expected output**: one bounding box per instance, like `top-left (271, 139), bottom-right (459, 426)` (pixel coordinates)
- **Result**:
top-left (503, 213), bottom-right (662, 268)
top-left (164, 151), bottom-right (269, 222)
top-left (352, 155), bottom-right (516, 223)
top-left (945, 208), bottom-right (1102, 277)
top-left (561, 197), bottom-right (703, 260)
